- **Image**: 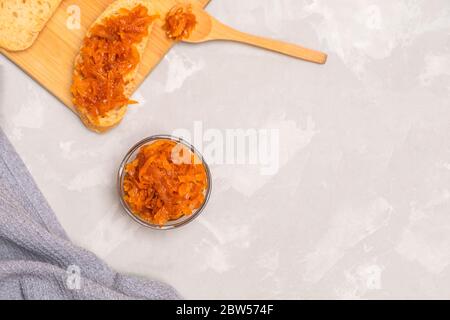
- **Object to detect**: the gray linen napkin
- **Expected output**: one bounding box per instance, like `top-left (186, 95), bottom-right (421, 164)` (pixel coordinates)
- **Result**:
top-left (0, 128), bottom-right (180, 300)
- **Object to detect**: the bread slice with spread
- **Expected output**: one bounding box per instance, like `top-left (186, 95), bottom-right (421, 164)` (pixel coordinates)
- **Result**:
top-left (71, 0), bottom-right (157, 133)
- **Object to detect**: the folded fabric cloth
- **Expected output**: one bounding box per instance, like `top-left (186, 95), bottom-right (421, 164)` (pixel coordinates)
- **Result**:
top-left (0, 128), bottom-right (180, 300)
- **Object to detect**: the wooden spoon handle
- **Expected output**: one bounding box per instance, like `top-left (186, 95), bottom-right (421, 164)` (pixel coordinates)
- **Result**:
top-left (211, 22), bottom-right (327, 64)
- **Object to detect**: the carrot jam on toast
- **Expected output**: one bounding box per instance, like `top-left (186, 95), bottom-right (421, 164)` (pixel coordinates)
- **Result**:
top-left (71, 5), bottom-right (156, 118)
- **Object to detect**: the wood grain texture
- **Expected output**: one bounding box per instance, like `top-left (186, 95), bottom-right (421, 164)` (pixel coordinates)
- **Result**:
top-left (0, 0), bottom-right (210, 111)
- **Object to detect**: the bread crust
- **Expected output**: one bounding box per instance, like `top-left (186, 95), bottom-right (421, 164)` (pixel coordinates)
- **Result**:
top-left (72, 0), bottom-right (154, 133)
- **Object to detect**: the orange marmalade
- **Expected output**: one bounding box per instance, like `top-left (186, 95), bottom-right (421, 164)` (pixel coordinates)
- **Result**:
top-left (123, 140), bottom-right (208, 226)
top-left (163, 4), bottom-right (197, 40)
top-left (71, 5), bottom-right (156, 118)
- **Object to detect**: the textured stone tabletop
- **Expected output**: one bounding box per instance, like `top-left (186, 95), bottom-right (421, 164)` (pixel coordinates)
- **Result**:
top-left (1, 0), bottom-right (449, 299)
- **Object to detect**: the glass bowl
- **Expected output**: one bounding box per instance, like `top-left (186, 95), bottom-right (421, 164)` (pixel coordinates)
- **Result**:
top-left (118, 135), bottom-right (212, 230)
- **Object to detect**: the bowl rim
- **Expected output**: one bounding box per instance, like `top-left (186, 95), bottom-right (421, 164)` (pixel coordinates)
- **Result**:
top-left (117, 134), bottom-right (212, 230)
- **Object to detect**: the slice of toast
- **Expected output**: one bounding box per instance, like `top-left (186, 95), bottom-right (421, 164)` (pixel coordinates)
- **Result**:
top-left (0, 0), bottom-right (62, 51)
top-left (72, 0), bottom-right (155, 133)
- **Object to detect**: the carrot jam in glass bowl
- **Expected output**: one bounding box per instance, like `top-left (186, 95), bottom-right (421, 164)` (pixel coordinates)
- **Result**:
top-left (118, 136), bottom-right (211, 229)
top-left (71, 5), bottom-right (157, 118)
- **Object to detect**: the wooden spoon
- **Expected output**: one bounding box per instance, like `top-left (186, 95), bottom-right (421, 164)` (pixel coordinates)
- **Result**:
top-left (183, 4), bottom-right (327, 64)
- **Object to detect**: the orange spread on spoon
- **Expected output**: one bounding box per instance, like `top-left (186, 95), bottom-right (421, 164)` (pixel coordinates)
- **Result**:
top-left (163, 4), bottom-right (197, 41)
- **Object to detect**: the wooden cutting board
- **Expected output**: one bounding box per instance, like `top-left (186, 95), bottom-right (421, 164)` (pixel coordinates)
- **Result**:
top-left (0, 0), bottom-right (210, 111)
